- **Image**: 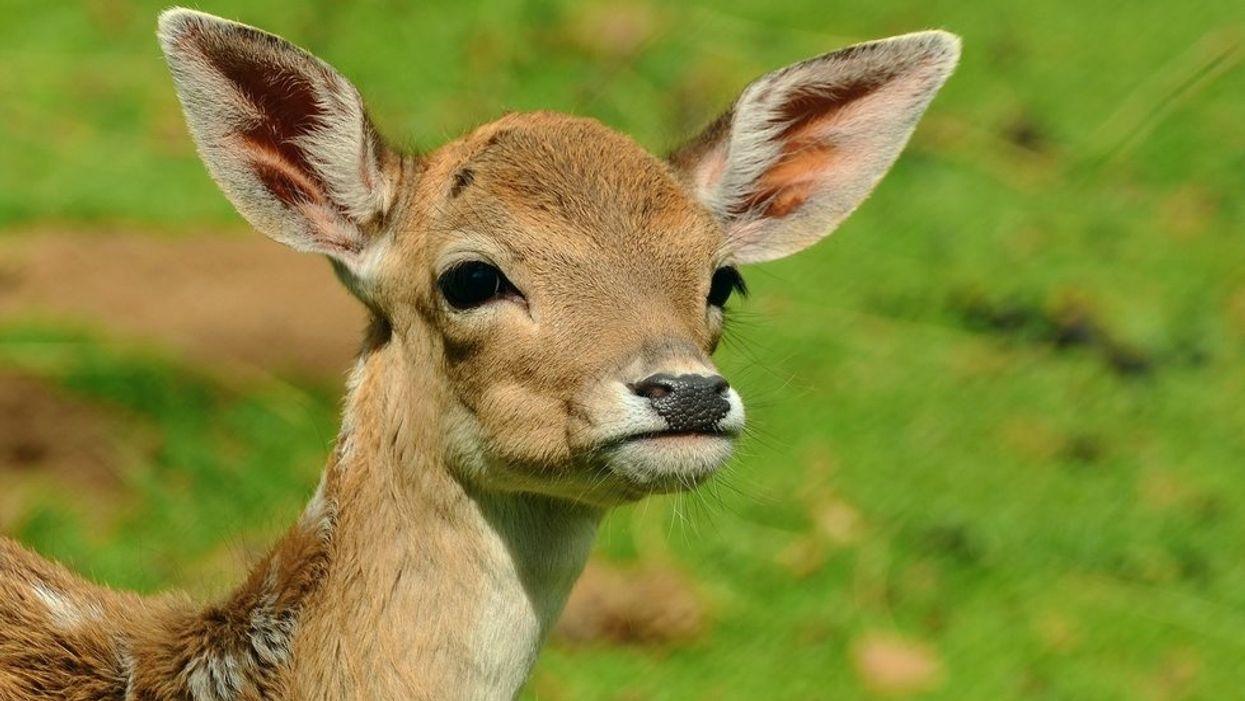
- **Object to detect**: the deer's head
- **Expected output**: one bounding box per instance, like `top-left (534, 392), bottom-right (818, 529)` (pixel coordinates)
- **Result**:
top-left (159, 9), bottom-right (958, 507)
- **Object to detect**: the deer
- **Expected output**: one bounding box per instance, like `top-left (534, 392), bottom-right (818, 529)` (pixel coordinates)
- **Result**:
top-left (0, 8), bottom-right (958, 700)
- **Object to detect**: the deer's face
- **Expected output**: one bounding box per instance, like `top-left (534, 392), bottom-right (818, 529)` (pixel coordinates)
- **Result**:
top-left (158, 10), bottom-right (958, 506)
top-left (375, 115), bottom-right (744, 503)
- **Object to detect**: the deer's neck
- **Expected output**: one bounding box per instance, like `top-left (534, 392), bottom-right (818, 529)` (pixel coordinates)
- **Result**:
top-left (282, 334), bottom-right (600, 699)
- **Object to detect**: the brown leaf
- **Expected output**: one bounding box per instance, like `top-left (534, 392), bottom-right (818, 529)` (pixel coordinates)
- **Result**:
top-left (554, 560), bottom-right (706, 646)
top-left (851, 632), bottom-right (945, 695)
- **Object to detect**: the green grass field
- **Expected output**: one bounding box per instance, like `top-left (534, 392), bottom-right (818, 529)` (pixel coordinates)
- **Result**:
top-left (1, 1), bottom-right (1242, 698)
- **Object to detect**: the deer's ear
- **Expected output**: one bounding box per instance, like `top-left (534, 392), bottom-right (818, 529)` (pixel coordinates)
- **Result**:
top-left (158, 9), bottom-right (397, 276)
top-left (670, 31), bottom-right (959, 264)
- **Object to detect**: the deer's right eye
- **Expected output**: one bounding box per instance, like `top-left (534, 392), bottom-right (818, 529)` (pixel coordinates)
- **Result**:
top-left (438, 261), bottom-right (518, 309)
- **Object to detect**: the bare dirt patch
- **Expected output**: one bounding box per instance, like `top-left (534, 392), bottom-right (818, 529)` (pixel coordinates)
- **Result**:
top-left (0, 231), bottom-right (364, 380)
top-left (0, 372), bottom-right (132, 533)
top-left (0, 372), bottom-right (121, 490)
top-left (554, 561), bottom-right (707, 646)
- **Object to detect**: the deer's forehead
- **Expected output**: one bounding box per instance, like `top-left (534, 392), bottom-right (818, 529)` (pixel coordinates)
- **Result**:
top-left (466, 194), bottom-right (720, 275)
top-left (416, 114), bottom-right (723, 267)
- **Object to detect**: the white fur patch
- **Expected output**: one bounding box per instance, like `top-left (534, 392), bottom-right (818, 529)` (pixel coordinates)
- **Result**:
top-left (31, 581), bottom-right (100, 629)
top-left (327, 352), bottom-right (373, 475)
top-left (248, 560), bottom-right (297, 668)
top-left (465, 494), bottom-right (598, 697)
top-left (185, 651), bottom-right (245, 701)
top-left (299, 472), bottom-right (336, 537)
top-left (115, 640), bottom-right (137, 700)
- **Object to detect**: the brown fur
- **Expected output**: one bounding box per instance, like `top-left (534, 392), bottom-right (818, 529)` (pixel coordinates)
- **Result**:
top-left (0, 9), bottom-right (957, 699)
top-left (0, 512), bottom-right (329, 700)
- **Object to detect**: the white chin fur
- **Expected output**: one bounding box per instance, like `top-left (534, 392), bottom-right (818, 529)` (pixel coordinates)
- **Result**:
top-left (601, 434), bottom-right (736, 494)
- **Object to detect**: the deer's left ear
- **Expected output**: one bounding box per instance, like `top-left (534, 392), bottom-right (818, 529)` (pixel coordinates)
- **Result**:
top-left (670, 31), bottom-right (960, 264)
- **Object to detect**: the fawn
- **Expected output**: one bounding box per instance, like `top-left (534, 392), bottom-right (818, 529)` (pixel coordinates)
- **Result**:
top-left (0, 8), bottom-right (958, 699)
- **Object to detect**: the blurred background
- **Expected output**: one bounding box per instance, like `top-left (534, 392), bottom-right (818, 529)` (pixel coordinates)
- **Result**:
top-left (1, 0), bottom-right (1242, 698)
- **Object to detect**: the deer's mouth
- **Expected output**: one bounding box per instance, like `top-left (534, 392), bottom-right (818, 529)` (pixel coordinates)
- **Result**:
top-left (594, 429), bottom-right (737, 497)
top-left (568, 371), bottom-right (746, 500)
top-left (615, 427), bottom-right (738, 444)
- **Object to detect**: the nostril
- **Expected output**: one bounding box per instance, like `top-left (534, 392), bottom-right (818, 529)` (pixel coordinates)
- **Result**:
top-left (630, 374), bottom-right (676, 401)
top-left (707, 375), bottom-right (730, 396)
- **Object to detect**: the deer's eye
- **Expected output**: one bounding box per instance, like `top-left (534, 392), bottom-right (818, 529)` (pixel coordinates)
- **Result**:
top-left (708, 266), bottom-right (747, 308)
top-left (438, 261), bottom-right (518, 309)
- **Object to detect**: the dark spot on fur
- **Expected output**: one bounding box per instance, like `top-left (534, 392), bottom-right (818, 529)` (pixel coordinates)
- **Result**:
top-left (365, 314), bottom-right (393, 351)
top-left (485, 129), bottom-right (514, 149)
top-left (451, 168), bottom-right (474, 198)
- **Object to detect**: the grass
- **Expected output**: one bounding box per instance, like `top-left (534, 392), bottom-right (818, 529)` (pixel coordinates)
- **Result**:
top-left (2, 0), bottom-right (1243, 698)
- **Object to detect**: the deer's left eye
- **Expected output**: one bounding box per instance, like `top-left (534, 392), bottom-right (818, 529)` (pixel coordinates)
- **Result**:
top-left (708, 266), bottom-right (747, 308)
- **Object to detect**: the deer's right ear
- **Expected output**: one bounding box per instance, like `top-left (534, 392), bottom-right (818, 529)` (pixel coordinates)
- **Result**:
top-left (158, 9), bottom-right (397, 277)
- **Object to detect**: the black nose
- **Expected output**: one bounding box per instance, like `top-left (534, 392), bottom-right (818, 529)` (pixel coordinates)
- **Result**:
top-left (630, 373), bottom-right (731, 433)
